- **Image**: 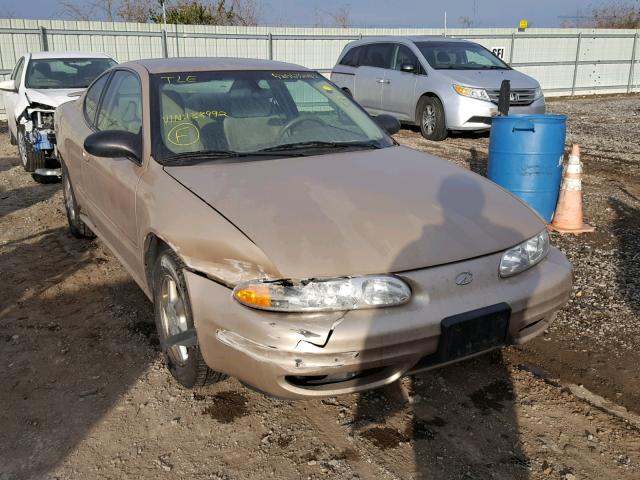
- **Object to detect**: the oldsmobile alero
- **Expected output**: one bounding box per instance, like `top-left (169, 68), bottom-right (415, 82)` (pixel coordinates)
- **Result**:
top-left (54, 58), bottom-right (572, 399)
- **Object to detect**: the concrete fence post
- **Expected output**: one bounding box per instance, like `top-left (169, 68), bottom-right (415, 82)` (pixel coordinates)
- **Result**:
top-left (39, 26), bottom-right (48, 51)
top-left (571, 32), bottom-right (582, 96)
top-left (268, 32), bottom-right (273, 60)
top-left (174, 23), bottom-right (180, 57)
top-left (628, 33), bottom-right (638, 94)
top-left (509, 32), bottom-right (515, 65)
top-left (161, 29), bottom-right (168, 58)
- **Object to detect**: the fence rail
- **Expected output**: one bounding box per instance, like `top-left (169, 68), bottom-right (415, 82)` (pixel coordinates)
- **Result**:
top-left (0, 19), bottom-right (639, 118)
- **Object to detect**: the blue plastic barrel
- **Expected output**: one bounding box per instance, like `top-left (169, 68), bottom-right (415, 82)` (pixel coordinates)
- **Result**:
top-left (487, 114), bottom-right (567, 222)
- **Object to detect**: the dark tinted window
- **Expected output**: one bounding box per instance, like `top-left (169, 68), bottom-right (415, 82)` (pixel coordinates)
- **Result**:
top-left (339, 46), bottom-right (362, 67)
top-left (84, 73), bottom-right (110, 126)
top-left (96, 70), bottom-right (142, 134)
top-left (360, 43), bottom-right (395, 69)
top-left (393, 44), bottom-right (419, 71)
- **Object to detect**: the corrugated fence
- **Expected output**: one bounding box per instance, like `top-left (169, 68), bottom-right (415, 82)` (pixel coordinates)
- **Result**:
top-left (1, 18), bottom-right (639, 118)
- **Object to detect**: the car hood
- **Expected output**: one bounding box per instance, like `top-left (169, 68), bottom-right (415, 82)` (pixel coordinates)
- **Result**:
top-left (25, 88), bottom-right (84, 108)
top-left (441, 69), bottom-right (539, 89)
top-left (164, 146), bottom-right (545, 279)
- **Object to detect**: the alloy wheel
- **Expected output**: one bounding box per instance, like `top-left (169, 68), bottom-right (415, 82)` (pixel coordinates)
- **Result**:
top-left (422, 105), bottom-right (436, 135)
top-left (159, 274), bottom-right (190, 365)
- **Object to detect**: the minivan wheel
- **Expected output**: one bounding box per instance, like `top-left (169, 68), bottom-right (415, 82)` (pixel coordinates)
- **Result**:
top-left (152, 247), bottom-right (225, 388)
top-left (62, 163), bottom-right (95, 239)
top-left (417, 96), bottom-right (447, 141)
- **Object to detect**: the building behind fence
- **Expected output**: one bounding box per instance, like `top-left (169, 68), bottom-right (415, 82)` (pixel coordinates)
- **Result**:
top-left (0, 18), bottom-right (639, 118)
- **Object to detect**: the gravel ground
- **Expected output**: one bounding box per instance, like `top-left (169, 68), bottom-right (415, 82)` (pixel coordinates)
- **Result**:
top-left (1, 95), bottom-right (639, 480)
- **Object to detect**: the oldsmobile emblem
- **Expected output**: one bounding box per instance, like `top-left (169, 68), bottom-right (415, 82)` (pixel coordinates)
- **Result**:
top-left (455, 272), bottom-right (473, 286)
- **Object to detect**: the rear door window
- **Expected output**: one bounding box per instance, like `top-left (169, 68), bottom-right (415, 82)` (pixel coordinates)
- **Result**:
top-left (360, 43), bottom-right (395, 69)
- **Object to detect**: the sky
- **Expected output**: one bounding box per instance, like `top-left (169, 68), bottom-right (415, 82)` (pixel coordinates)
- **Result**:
top-left (0, 0), bottom-right (607, 28)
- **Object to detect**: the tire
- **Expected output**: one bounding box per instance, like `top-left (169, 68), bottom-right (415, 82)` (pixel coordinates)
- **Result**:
top-left (62, 163), bottom-right (95, 239)
top-left (17, 125), bottom-right (46, 172)
top-left (417, 96), bottom-right (448, 141)
top-left (153, 247), bottom-right (224, 388)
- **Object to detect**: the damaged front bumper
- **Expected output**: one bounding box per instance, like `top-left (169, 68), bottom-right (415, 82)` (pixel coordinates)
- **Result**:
top-left (20, 105), bottom-right (61, 176)
top-left (185, 247), bottom-right (572, 399)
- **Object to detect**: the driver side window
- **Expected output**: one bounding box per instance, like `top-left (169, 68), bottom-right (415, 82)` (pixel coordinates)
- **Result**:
top-left (96, 70), bottom-right (142, 135)
top-left (393, 45), bottom-right (419, 71)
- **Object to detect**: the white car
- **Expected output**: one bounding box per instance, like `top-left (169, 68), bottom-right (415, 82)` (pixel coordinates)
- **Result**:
top-left (0, 51), bottom-right (116, 181)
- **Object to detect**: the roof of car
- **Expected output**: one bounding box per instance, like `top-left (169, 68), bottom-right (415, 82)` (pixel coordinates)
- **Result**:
top-left (348, 36), bottom-right (471, 45)
top-left (29, 51), bottom-right (115, 60)
top-left (119, 57), bottom-right (310, 74)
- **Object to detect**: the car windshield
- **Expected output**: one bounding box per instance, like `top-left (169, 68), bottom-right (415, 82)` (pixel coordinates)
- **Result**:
top-left (151, 70), bottom-right (393, 163)
top-left (25, 58), bottom-right (116, 89)
top-left (415, 41), bottom-right (509, 70)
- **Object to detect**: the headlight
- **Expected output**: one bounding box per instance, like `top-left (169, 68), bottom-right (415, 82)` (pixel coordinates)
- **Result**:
top-left (534, 87), bottom-right (544, 100)
top-left (233, 276), bottom-right (411, 312)
top-left (500, 230), bottom-right (550, 278)
top-left (453, 84), bottom-right (491, 102)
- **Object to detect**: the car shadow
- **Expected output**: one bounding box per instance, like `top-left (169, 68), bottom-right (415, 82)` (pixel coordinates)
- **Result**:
top-left (0, 227), bottom-right (156, 478)
top-left (352, 173), bottom-right (536, 479)
top-left (0, 182), bottom-right (59, 218)
top-left (609, 194), bottom-right (640, 322)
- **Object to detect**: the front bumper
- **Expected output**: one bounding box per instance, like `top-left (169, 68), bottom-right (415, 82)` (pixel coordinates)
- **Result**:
top-left (186, 247), bottom-right (571, 399)
top-left (444, 95), bottom-right (546, 130)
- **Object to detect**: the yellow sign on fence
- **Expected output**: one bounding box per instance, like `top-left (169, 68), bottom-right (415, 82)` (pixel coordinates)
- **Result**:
top-left (519, 19), bottom-right (528, 29)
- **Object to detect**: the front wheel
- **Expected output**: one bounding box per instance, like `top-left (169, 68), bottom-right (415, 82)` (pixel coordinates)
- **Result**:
top-left (153, 247), bottom-right (225, 388)
top-left (62, 163), bottom-right (95, 239)
top-left (17, 126), bottom-right (46, 172)
top-left (417, 96), bottom-right (447, 141)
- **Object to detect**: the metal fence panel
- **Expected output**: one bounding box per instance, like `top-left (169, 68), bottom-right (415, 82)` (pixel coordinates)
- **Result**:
top-left (0, 20), bottom-right (639, 120)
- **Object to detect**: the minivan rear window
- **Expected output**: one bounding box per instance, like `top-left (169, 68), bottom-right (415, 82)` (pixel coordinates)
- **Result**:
top-left (339, 46), bottom-right (362, 67)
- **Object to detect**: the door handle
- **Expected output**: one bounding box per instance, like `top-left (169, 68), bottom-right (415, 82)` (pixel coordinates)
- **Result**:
top-left (376, 78), bottom-right (390, 84)
top-left (82, 150), bottom-right (89, 162)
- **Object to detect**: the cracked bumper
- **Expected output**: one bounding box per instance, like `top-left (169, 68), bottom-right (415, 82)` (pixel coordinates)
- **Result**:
top-left (185, 247), bottom-right (571, 399)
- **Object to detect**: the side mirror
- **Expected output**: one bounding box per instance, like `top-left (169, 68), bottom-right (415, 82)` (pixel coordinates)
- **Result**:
top-left (374, 114), bottom-right (401, 135)
top-left (84, 130), bottom-right (142, 162)
top-left (0, 79), bottom-right (17, 93)
top-left (400, 63), bottom-right (416, 73)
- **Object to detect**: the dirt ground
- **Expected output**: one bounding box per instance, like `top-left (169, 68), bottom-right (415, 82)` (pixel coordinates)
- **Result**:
top-left (1, 95), bottom-right (639, 480)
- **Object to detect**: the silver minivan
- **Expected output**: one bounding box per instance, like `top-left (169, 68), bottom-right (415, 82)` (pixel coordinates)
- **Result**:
top-left (330, 36), bottom-right (545, 141)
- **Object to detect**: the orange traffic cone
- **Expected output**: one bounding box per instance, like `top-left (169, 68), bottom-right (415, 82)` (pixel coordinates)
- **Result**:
top-left (548, 144), bottom-right (594, 234)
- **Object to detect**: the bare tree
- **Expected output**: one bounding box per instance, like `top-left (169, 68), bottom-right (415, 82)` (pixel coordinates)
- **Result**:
top-left (231, 0), bottom-right (261, 26)
top-left (592, 0), bottom-right (640, 28)
top-left (314, 5), bottom-right (352, 28)
top-left (117, 0), bottom-right (151, 22)
top-left (459, 15), bottom-right (474, 28)
top-left (60, 0), bottom-right (118, 21)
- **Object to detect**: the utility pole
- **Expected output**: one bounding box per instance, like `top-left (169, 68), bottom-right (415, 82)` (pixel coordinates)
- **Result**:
top-left (444, 11), bottom-right (447, 37)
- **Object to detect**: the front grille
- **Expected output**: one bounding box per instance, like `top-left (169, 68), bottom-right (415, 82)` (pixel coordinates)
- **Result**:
top-left (487, 88), bottom-right (537, 106)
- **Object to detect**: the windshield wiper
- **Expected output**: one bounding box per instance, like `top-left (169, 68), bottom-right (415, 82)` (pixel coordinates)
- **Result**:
top-left (256, 140), bottom-right (383, 153)
top-left (162, 150), bottom-right (242, 165)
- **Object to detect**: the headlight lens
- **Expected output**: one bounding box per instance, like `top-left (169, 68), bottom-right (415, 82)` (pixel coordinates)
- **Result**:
top-left (453, 84), bottom-right (491, 102)
top-left (500, 230), bottom-right (550, 278)
top-left (233, 276), bottom-right (411, 312)
top-left (534, 87), bottom-right (544, 100)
